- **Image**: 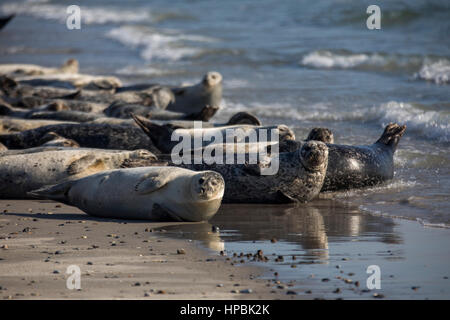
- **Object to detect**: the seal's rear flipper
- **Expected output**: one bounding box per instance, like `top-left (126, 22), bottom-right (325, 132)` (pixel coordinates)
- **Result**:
top-left (131, 113), bottom-right (173, 150)
top-left (227, 112), bottom-right (262, 126)
top-left (28, 181), bottom-right (73, 205)
top-left (375, 123), bottom-right (407, 150)
top-left (183, 105), bottom-right (219, 121)
top-left (0, 14), bottom-right (15, 30)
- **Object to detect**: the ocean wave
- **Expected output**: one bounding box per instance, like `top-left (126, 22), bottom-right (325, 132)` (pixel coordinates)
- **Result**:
top-left (1, 1), bottom-right (154, 24)
top-left (300, 50), bottom-right (425, 73)
top-left (414, 59), bottom-right (450, 84)
top-left (368, 101), bottom-right (450, 143)
top-left (106, 25), bottom-right (214, 62)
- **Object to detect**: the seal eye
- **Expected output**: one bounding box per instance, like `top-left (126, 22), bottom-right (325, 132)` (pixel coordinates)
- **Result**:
top-left (199, 178), bottom-right (205, 184)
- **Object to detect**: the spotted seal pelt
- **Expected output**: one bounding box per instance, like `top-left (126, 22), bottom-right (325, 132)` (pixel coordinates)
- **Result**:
top-left (0, 148), bottom-right (158, 199)
top-left (132, 114), bottom-right (295, 154)
top-left (321, 123), bottom-right (406, 191)
top-left (167, 72), bottom-right (222, 114)
top-left (0, 123), bottom-right (161, 153)
top-left (172, 140), bottom-right (328, 203)
top-left (0, 59), bottom-right (78, 77)
top-left (0, 117), bottom-right (77, 134)
top-left (29, 166), bottom-right (225, 222)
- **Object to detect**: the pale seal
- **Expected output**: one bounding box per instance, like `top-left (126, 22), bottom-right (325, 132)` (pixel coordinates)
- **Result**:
top-left (167, 72), bottom-right (223, 114)
top-left (174, 140), bottom-right (328, 203)
top-left (0, 59), bottom-right (78, 77)
top-left (29, 166), bottom-right (225, 222)
top-left (0, 148), bottom-right (157, 199)
top-left (0, 117), bottom-right (77, 134)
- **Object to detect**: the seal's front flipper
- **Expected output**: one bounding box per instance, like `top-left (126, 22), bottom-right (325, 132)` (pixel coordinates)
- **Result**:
top-left (28, 181), bottom-right (73, 205)
top-left (67, 155), bottom-right (105, 176)
top-left (134, 170), bottom-right (174, 194)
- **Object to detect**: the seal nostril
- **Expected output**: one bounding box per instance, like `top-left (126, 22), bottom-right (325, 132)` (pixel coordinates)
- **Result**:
top-left (199, 178), bottom-right (205, 184)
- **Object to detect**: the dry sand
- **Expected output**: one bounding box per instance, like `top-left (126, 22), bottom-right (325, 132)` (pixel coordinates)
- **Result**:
top-left (0, 199), bottom-right (297, 300)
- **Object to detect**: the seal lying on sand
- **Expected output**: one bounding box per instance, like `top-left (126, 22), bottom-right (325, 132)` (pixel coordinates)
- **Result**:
top-left (322, 123), bottom-right (406, 191)
top-left (167, 72), bottom-right (223, 114)
top-left (0, 148), bottom-right (157, 199)
top-left (0, 123), bottom-right (160, 153)
top-left (0, 59), bottom-right (79, 76)
top-left (174, 140), bottom-right (328, 203)
top-left (132, 114), bottom-right (294, 154)
top-left (29, 167), bottom-right (225, 222)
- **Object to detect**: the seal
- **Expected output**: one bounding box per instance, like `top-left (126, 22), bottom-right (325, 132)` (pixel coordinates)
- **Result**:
top-left (38, 132), bottom-right (80, 148)
top-left (0, 59), bottom-right (79, 77)
top-left (104, 102), bottom-right (218, 121)
top-left (0, 148), bottom-right (158, 199)
top-left (132, 114), bottom-right (295, 154)
top-left (173, 140), bottom-right (328, 203)
top-left (0, 117), bottom-right (77, 134)
top-left (28, 166), bottom-right (225, 222)
top-left (0, 122), bottom-right (161, 153)
top-left (167, 72), bottom-right (223, 114)
top-left (279, 127), bottom-right (334, 152)
top-left (322, 123), bottom-right (406, 191)
top-left (14, 73), bottom-right (121, 90)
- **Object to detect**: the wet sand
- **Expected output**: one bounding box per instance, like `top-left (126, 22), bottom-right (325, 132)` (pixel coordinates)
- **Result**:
top-left (1, 198), bottom-right (449, 300)
top-left (0, 199), bottom-right (296, 300)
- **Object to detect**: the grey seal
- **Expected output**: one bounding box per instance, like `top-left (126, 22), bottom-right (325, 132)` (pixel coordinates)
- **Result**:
top-left (0, 123), bottom-right (161, 153)
top-left (174, 140), bottom-right (328, 203)
top-left (29, 166), bottom-right (225, 222)
top-left (0, 148), bottom-right (157, 199)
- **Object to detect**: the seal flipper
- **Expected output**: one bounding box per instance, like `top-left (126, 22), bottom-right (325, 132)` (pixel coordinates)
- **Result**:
top-left (375, 123), bottom-right (407, 151)
top-left (27, 180), bottom-right (74, 205)
top-left (134, 170), bottom-right (174, 194)
top-left (131, 113), bottom-right (173, 151)
top-left (67, 155), bottom-right (105, 175)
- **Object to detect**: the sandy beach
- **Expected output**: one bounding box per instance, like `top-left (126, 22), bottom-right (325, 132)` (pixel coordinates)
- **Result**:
top-left (0, 199), bottom-right (301, 300)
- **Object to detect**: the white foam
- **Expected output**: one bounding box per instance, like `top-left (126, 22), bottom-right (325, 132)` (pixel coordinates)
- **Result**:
top-left (106, 26), bottom-right (212, 62)
top-left (301, 50), bottom-right (385, 69)
top-left (415, 59), bottom-right (450, 84)
top-left (368, 101), bottom-right (450, 143)
top-left (1, 2), bottom-right (154, 24)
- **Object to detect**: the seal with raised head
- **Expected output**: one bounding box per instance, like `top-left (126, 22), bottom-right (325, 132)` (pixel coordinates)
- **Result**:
top-left (174, 140), bottom-right (328, 203)
top-left (167, 71), bottom-right (223, 114)
top-left (322, 123), bottom-right (406, 191)
top-left (0, 122), bottom-right (160, 153)
top-left (0, 148), bottom-right (157, 199)
top-left (29, 166), bottom-right (225, 222)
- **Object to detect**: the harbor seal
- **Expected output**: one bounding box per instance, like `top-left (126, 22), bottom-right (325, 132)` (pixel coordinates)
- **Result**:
top-left (322, 123), bottom-right (406, 191)
top-left (0, 59), bottom-right (78, 77)
top-left (29, 166), bottom-right (225, 222)
top-left (38, 132), bottom-right (80, 148)
top-left (132, 114), bottom-right (294, 154)
top-left (173, 140), bottom-right (328, 203)
top-left (104, 102), bottom-right (218, 121)
top-left (279, 127), bottom-right (335, 152)
top-left (0, 122), bottom-right (160, 153)
top-left (0, 117), bottom-right (77, 134)
top-left (0, 148), bottom-right (157, 199)
top-left (167, 72), bottom-right (223, 114)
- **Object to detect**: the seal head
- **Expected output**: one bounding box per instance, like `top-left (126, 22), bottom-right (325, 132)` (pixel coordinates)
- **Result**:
top-left (190, 171), bottom-right (225, 201)
top-left (306, 128), bottom-right (334, 144)
top-left (300, 140), bottom-right (328, 172)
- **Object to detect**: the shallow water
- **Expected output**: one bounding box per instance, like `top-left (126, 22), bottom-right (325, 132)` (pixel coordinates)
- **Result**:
top-left (0, 0), bottom-right (449, 298)
top-left (1, 0), bottom-right (448, 226)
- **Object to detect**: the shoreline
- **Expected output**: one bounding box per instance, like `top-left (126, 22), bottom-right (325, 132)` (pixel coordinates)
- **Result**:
top-left (0, 199), bottom-right (298, 300)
